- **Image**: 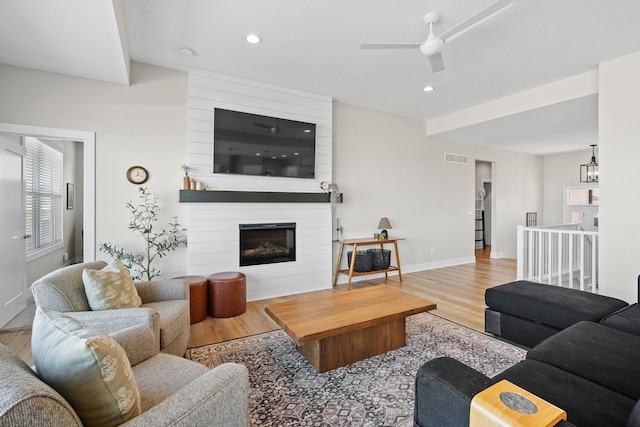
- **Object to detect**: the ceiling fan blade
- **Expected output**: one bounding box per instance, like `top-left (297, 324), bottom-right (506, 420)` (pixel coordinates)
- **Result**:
top-left (429, 52), bottom-right (445, 73)
top-left (360, 43), bottom-right (422, 50)
top-left (439, 0), bottom-right (512, 43)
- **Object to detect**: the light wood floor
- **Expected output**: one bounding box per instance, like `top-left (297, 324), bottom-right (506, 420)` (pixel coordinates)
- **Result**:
top-left (0, 247), bottom-right (515, 365)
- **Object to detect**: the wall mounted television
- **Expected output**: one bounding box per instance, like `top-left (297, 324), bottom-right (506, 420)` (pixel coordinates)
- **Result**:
top-left (213, 108), bottom-right (316, 179)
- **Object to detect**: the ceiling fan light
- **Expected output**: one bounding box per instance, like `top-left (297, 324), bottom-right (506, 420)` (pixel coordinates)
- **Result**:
top-left (420, 38), bottom-right (444, 56)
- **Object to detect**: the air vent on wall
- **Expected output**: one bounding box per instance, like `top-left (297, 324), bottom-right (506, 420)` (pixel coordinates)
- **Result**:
top-left (444, 153), bottom-right (469, 164)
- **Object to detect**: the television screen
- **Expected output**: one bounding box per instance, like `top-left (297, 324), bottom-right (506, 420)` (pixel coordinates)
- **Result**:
top-left (213, 108), bottom-right (316, 179)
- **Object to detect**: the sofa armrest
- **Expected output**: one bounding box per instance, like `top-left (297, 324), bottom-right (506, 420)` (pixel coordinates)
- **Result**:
top-left (66, 308), bottom-right (159, 338)
top-left (135, 279), bottom-right (189, 304)
top-left (109, 325), bottom-right (159, 366)
top-left (415, 357), bottom-right (494, 427)
top-left (123, 362), bottom-right (249, 427)
top-left (414, 357), bottom-right (576, 427)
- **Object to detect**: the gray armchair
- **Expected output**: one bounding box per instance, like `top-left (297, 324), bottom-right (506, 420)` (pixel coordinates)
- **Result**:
top-left (31, 261), bottom-right (190, 356)
top-left (0, 325), bottom-right (249, 426)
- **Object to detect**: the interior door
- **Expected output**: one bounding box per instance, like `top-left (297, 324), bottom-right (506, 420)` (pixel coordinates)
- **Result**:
top-left (0, 136), bottom-right (26, 327)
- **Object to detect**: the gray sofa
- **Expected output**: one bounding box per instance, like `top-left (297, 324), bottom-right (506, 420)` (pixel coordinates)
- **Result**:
top-left (32, 261), bottom-right (190, 356)
top-left (0, 324), bottom-right (249, 426)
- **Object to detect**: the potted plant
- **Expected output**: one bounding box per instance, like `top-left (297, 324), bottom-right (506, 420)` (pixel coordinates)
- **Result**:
top-left (99, 187), bottom-right (187, 281)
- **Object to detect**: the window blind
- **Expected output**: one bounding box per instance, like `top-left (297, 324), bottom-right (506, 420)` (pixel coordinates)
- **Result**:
top-left (25, 137), bottom-right (63, 254)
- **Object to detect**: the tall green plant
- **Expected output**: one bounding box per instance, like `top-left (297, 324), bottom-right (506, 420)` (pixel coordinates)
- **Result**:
top-left (99, 187), bottom-right (187, 281)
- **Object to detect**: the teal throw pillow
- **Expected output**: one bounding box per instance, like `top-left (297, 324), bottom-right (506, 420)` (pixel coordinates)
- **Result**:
top-left (31, 306), bottom-right (142, 426)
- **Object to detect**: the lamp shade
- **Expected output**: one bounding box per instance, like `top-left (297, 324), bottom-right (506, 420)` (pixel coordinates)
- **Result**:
top-left (378, 217), bottom-right (392, 230)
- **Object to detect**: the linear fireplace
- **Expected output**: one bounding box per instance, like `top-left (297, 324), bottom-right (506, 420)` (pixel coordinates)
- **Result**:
top-left (239, 223), bottom-right (296, 267)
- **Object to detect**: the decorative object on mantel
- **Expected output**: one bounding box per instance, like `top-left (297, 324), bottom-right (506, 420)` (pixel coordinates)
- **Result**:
top-left (320, 181), bottom-right (342, 211)
top-left (99, 187), bottom-right (187, 281)
top-left (580, 144), bottom-right (599, 183)
top-left (181, 164), bottom-right (190, 190)
top-left (378, 217), bottom-right (392, 239)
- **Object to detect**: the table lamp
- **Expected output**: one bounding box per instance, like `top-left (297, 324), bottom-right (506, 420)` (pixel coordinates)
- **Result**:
top-left (378, 217), bottom-right (392, 239)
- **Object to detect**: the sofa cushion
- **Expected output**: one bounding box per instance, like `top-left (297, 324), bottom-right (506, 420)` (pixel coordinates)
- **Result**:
top-left (496, 359), bottom-right (636, 427)
top-left (31, 306), bottom-right (142, 426)
top-left (600, 303), bottom-right (640, 336)
top-left (527, 321), bottom-right (640, 400)
top-left (485, 280), bottom-right (628, 329)
top-left (83, 259), bottom-right (142, 310)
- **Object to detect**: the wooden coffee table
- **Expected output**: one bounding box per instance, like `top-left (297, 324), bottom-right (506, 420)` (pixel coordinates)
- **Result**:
top-left (265, 286), bottom-right (436, 372)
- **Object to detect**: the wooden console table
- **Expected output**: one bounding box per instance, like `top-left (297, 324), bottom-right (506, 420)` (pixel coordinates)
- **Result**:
top-left (333, 237), bottom-right (404, 289)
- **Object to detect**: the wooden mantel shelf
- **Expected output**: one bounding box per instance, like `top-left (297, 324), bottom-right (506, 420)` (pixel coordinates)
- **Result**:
top-left (179, 190), bottom-right (343, 203)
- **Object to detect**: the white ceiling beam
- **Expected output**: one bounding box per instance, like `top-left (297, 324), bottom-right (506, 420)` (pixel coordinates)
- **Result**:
top-left (426, 70), bottom-right (598, 136)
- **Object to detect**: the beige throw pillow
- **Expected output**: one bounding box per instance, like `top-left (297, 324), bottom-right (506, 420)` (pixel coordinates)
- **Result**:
top-left (83, 258), bottom-right (142, 310)
top-left (31, 306), bottom-right (142, 427)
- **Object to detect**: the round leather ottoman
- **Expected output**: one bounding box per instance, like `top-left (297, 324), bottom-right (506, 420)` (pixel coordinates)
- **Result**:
top-left (208, 272), bottom-right (246, 318)
top-left (173, 275), bottom-right (208, 324)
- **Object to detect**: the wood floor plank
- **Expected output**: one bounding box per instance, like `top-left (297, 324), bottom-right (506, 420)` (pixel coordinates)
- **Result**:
top-left (0, 248), bottom-right (515, 365)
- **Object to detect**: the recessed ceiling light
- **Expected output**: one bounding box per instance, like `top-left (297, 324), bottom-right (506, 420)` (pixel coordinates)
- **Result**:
top-left (304, 129), bottom-right (311, 133)
top-left (246, 34), bottom-right (262, 44)
top-left (180, 47), bottom-right (196, 57)
top-left (423, 85), bottom-right (435, 92)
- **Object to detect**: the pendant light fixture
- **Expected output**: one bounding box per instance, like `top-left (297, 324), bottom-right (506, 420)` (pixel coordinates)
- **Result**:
top-left (580, 144), bottom-right (599, 183)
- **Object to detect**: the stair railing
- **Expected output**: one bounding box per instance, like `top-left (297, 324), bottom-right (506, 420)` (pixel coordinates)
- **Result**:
top-left (516, 223), bottom-right (598, 293)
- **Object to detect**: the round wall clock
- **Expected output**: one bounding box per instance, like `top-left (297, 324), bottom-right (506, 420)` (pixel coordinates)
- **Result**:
top-left (126, 165), bottom-right (149, 184)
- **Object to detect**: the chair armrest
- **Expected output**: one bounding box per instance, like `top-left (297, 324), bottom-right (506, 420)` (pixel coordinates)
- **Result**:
top-left (123, 363), bottom-right (249, 427)
top-left (135, 279), bottom-right (189, 304)
top-left (109, 325), bottom-right (159, 366)
top-left (66, 308), bottom-right (159, 338)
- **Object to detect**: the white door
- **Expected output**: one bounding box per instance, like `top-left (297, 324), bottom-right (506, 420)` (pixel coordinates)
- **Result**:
top-left (0, 136), bottom-right (26, 327)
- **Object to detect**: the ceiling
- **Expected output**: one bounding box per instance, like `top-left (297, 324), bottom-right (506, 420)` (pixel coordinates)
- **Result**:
top-left (1, 0), bottom-right (639, 155)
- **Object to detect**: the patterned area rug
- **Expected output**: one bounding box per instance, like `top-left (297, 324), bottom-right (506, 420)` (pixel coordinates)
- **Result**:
top-left (186, 313), bottom-right (525, 426)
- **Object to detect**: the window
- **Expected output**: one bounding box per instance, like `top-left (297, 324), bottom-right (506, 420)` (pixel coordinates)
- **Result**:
top-left (25, 137), bottom-right (63, 257)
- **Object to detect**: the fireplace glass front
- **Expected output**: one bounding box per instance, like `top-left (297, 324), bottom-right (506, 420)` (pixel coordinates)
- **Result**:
top-left (239, 223), bottom-right (296, 266)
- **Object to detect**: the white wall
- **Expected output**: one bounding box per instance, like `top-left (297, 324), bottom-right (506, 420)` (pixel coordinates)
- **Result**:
top-left (0, 62), bottom-right (189, 279)
top-left (542, 148), bottom-right (593, 224)
top-left (599, 51), bottom-right (640, 302)
top-left (332, 103), bottom-right (543, 273)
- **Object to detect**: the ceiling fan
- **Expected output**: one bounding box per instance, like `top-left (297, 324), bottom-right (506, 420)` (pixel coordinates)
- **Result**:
top-left (253, 120), bottom-right (280, 134)
top-left (360, 0), bottom-right (512, 73)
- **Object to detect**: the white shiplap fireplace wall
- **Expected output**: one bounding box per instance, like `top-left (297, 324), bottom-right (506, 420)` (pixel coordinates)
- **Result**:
top-left (185, 70), bottom-right (333, 301)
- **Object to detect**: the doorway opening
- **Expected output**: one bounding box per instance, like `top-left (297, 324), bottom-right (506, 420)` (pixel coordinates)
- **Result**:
top-left (475, 160), bottom-right (493, 259)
